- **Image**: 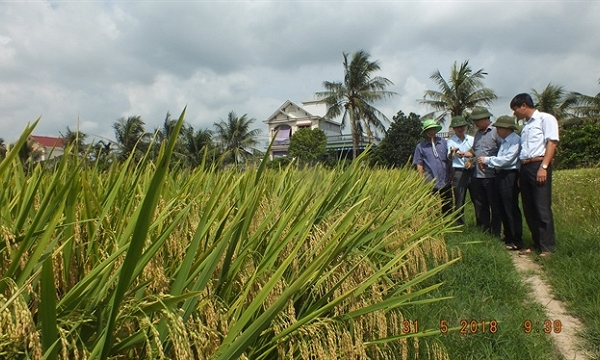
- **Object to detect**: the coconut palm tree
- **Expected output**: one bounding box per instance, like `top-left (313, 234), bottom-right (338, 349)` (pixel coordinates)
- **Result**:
top-left (214, 111), bottom-right (261, 167)
top-left (152, 112), bottom-right (192, 163)
top-left (183, 128), bottom-right (215, 168)
top-left (530, 83), bottom-right (579, 124)
top-left (113, 116), bottom-right (151, 162)
top-left (155, 112), bottom-right (191, 144)
top-left (569, 78), bottom-right (600, 122)
top-left (316, 50), bottom-right (395, 159)
top-left (421, 60), bottom-right (497, 125)
top-left (60, 126), bottom-right (88, 155)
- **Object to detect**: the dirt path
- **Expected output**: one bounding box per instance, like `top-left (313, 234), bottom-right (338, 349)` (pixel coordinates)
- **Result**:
top-left (511, 252), bottom-right (591, 360)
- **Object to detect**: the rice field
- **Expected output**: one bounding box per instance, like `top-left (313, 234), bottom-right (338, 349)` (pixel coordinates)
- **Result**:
top-left (0, 116), bottom-right (459, 359)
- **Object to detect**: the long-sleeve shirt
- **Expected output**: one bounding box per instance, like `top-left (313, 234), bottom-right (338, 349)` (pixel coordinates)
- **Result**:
top-left (483, 132), bottom-right (521, 170)
top-left (447, 134), bottom-right (474, 169)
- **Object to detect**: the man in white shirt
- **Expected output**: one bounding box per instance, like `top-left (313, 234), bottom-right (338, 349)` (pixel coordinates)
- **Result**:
top-left (447, 115), bottom-right (474, 225)
top-left (510, 93), bottom-right (559, 257)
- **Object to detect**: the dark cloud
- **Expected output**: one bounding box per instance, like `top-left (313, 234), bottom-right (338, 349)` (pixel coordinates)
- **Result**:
top-left (1, 1), bottom-right (599, 143)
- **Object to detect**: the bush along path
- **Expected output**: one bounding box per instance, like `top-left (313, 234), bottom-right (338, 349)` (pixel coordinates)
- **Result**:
top-left (511, 252), bottom-right (591, 360)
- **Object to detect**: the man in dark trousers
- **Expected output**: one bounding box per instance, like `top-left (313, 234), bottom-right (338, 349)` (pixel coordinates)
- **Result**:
top-left (477, 115), bottom-right (524, 250)
top-left (464, 107), bottom-right (502, 236)
top-left (510, 93), bottom-right (559, 257)
top-left (447, 115), bottom-right (475, 225)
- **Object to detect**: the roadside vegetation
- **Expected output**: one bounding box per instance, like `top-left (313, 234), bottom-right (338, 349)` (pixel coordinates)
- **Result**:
top-left (405, 167), bottom-right (600, 359)
top-left (544, 168), bottom-right (600, 357)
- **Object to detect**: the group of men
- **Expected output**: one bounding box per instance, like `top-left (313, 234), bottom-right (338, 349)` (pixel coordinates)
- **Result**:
top-left (412, 93), bottom-right (559, 257)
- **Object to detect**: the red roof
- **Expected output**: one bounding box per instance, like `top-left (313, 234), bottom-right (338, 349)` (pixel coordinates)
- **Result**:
top-left (30, 136), bottom-right (67, 148)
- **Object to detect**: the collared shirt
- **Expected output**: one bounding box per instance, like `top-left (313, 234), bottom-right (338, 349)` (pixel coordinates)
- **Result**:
top-left (447, 134), bottom-right (474, 169)
top-left (520, 110), bottom-right (560, 160)
top-left (473, 126), bottom-right (502, 178)
top-left (413, 136), bottom-right (450, 189)
top-left (484, 132), bottom-right (521, 170)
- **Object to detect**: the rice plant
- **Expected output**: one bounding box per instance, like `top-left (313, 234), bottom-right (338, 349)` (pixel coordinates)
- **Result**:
top-left (0, 111), bottom-right (458, 359)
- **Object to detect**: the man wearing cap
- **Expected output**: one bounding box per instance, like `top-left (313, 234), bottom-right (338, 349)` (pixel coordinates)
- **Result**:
top-left (447, 115), bottom-right (474, 225)
top-left (413, 119), bottom-right (452, 214)
top-left (463, 107), bottom-right (502, 236)
top-left (477, 115), bottom-right (524, 250)
top-left (510, 93), bottom-right (559, 257)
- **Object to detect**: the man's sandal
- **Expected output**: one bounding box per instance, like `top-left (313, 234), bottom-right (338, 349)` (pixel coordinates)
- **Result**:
top-left (518, 248), bottom-right (535, 255)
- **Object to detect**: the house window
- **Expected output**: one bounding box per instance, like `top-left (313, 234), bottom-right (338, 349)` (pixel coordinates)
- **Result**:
top-left (273, 124), bottom-right (291, 145)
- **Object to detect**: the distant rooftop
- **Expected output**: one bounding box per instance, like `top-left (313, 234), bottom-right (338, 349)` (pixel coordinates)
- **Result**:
top-left (30, 135), bottom-right (67, 148)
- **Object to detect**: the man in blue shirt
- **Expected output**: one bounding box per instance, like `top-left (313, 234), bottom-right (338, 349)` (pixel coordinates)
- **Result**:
top-left (413, 119), bottom-right (452, 214)
top-left (447, 115), bottom-right (474, 225)
top-left (478, 115), bottom-right (524, 250)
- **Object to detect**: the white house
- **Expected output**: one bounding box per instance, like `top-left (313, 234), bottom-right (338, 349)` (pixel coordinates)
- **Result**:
top-left (263, 99), bottom-right (371, 159)
top-left (29, 135), bottom-right (66, 161)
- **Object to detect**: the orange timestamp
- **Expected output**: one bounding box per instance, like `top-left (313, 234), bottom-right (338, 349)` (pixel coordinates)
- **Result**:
top-left (401, 319), bottom-right (420, 334)
top-left (523, 319), bottom-right (562, 334)
top-left (439, 319), bottom-right (499, 334)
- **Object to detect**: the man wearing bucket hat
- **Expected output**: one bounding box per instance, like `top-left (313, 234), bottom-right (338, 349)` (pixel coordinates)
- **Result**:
top-left (477, 115), bottom-right (524, 250)
top-left (510, 93), bottom-right (559, 257)
top-left (447, 115), bottom-right (474, 225)
top-left (413, 119), bottom-right (452, 214)
top-left (463, 106), bottom-right (502, 236)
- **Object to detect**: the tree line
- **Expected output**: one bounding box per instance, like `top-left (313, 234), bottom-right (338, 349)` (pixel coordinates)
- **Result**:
top-left (1, 110), bottom-right (263, 170)
top-left (2, 52), bottom-right (599, 169)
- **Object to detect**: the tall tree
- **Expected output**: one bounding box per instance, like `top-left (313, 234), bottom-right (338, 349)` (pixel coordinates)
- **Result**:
top-left (316, 50), bottom-right (396, 159)
top-left (91, 140), bottom-right (114, 169)
top-left (60, 126), bottom-right (88, 155)
top-left (155, 112), bottom-right (190, 144)
top-left (371, 111), bottom-right (422, 168)
top-left (153, 112), bottom-right (191, 162)
top-left (113, 116), bottom-right (150, 162)
top-left (569, 77), bottom-right (600, 123)
top-left (531, 83), bottom-right (578, 124)
top-left (183, 128), bottom-right (215, 168)
top-left (214, 111), bottom-right (261, 167)
top-left (421, 60), bottom-right (497, 125)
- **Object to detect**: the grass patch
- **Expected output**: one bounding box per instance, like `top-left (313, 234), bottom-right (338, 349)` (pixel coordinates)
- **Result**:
top-left (539, 168), bottom-right (600, 357)
top-left (403, 224), bottom-right (560, 359)
top-left (412, 167), bottom-right (600, 359)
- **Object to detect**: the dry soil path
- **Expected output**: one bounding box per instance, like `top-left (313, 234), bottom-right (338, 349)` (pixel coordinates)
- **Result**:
top-left (510, 252), bottom-right (591, 360)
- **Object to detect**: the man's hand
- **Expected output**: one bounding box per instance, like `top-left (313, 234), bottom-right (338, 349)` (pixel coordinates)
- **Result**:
top-left (537, 167), bottom-right (547, 185)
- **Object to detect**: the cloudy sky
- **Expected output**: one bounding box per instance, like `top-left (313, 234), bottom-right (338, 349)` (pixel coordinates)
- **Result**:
top-left (1, 0), bottom-right (599, 147)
